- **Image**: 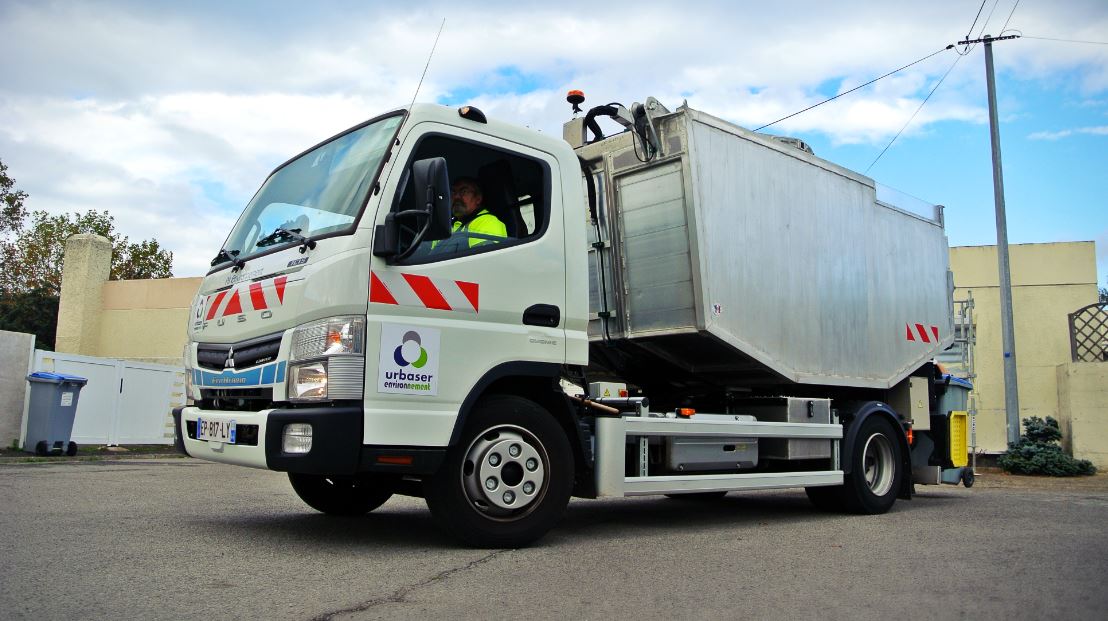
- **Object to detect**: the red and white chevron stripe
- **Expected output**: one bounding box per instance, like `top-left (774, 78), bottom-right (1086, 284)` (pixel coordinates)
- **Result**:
top-left (905, 323), bottom-right (940, 344)
top-left (204, 276), bottom-right (288, 320)
top-left (370, 271), bottom-right (479, 313)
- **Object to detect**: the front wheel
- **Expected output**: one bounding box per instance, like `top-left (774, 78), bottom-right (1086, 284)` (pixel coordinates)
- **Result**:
top-left (288, 474), bottom-right (393, 516)
top-left (424, 394), bottom-right (574, 548)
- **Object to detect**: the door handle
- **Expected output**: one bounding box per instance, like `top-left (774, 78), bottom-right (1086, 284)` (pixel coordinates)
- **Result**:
top-left (523, 304), bottom-right (560, 327)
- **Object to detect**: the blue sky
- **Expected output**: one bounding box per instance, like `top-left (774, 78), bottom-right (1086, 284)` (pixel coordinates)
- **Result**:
top-left (0, 0), bottom-right (1105, 289)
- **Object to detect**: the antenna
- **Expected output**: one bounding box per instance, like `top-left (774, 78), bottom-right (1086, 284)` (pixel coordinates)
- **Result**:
top-left (409, 18), bottom-right (446, 111)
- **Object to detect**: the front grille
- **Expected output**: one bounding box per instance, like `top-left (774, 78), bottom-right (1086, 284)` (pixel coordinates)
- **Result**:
top-left (200, 388), bottom-right (273, 401)
top-left (199, 387), bottom-right (275, 412)
top-left (197, 333), bottom-right (283, 371)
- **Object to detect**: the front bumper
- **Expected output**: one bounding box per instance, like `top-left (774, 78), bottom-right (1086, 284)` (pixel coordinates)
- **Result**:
top-left (176, 405), bottom-right (443, 475)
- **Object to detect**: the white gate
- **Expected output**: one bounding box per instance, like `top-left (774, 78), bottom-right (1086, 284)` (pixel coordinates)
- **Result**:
top-left (27, 351), bottom-right (185, 445)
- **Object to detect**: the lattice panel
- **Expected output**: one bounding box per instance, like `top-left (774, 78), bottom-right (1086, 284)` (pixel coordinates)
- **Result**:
top-left (1069, 302), bottom-right (1108, 362)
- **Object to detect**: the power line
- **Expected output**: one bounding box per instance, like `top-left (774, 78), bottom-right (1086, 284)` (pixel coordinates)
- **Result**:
top-left (966, 0), bottom-right (988, 40)
top-left (753, 45), bottom-right (953, 132)
top-left (1021, 35), bottom-right (1108, 45)
top-left (1000, 0), bottom-right (1021, 34)
top-left (976, 0), bottom-right (1003, 38)
top-left (865, 54), bottom-right (963, 174)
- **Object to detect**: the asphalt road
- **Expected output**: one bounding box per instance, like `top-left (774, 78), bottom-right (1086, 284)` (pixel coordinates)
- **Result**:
top-left (1, 458), bottom-right (1105, 620)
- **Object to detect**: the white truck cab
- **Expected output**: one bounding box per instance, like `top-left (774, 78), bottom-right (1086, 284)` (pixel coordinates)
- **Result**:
top-left (177, 97), bottom-right (972, 547)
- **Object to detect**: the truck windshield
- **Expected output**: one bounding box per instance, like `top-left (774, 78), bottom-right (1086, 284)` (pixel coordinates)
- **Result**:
top-left (217, 114), bottom-right (404, 265)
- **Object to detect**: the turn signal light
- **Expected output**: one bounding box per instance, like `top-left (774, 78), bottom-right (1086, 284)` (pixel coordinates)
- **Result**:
top-left (906, 427), bottom-right (915, 446)
top-left (676, 408), bottom-right (695, 418)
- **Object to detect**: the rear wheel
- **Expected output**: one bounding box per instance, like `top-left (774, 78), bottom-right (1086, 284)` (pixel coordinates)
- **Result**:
top-left (841, 416), bottom-right (902, 514)
top-left (66, 442), bottom-right (78, 457)
top-left (288, 474), bottom-right (393, 516)
top-left (804, 485), bottom-right (843, 511)
top-left (806, 416), bottom-right (902, 514)
top-left (424, 394), bottom-right (573, 548)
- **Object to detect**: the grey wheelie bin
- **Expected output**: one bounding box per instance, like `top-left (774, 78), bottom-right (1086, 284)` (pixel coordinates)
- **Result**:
top-left (24, 372), bottom-right (88, 456)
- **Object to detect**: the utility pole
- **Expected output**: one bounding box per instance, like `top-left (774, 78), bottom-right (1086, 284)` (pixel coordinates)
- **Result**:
top-left (959, 33), bottom-right (1021, 446)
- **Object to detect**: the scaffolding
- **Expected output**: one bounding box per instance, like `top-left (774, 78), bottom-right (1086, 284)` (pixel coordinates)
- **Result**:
top-left (938, 291), bottom-right (978, 472)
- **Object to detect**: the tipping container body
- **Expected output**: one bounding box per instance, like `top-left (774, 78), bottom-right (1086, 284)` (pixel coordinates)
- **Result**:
top-left (577, 106), bottom-right (954, 391)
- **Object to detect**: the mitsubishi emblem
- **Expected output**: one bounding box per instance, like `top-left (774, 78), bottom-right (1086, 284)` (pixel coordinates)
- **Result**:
top-left (224, 346), bottom-right (235, 369)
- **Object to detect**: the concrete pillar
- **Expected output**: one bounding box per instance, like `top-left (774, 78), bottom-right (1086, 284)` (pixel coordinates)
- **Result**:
top-left (54, 233), bottom-right (111, 355)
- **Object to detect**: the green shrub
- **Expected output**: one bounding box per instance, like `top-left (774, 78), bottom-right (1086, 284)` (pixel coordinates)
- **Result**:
top-left (998, 416), bottom-right (1096, 476)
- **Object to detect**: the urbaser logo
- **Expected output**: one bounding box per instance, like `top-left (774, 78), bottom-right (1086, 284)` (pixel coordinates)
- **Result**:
top-left (378, 324), bottom-right (440, 396)
top-left (393, 331), bottom-right (429, 368)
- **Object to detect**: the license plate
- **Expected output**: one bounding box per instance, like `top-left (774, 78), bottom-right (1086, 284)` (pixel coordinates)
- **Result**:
top-left (197, 417), bottom-right (237, 444)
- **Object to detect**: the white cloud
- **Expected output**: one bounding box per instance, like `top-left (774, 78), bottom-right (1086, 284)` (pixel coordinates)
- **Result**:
top-left (1028, 129), bottom-right (1074, 140)
top-left (1028, 125), bottom-right (1108, 140)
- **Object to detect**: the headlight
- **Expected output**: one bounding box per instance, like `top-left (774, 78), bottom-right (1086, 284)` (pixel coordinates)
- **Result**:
top-left (288, 316), bottom-right (366, 402)
top-left (183, 342), bottom-right (196, 403)
top-left (291, 316), bottom-right (366, 360)
top-left (289, 361), bottom-right (328, 400)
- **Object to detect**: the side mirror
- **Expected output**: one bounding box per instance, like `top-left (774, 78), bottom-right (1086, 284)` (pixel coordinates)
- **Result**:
top-left (373, 157), bottom-right (453, 260)
top-left (411, 157), bottom-right (453, 241)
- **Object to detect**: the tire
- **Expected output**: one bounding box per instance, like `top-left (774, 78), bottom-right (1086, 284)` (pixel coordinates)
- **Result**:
top-left (66, 442), bottom-right (78, 457)
top-left (839, 416), bottom-right (903, 514)
top-left (35, 441), bottom-right (48, 456)
top-left (424, 394), bottom-right (574, 548)
top-left (664, 492), bottom-right (728, 501)
top-left (962, 469), bottom-right (975, 488)
top-left (288, 473), bottom-right (393, 516)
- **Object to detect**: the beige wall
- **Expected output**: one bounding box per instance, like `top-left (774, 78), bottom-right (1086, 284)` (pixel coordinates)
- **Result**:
top-left (950, 242), bottom-right (1099, 452)
top-left (54, 235), bottom-right (200, 366)
top-left (1056, 362), bottom-right (1108, 468)
top-left (97, 277), bottom-right (203, 365)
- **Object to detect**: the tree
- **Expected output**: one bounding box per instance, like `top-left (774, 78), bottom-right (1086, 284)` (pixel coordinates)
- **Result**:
top-left (0, 209), bottom-right (174, 296)
top-left (1, 159), bottom-right (28, 235)
top-left (0, 157), bottom-right (174, 348)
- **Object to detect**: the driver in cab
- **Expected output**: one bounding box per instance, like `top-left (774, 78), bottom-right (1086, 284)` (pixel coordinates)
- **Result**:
top-left (432, 177), bottom-right (506, 252)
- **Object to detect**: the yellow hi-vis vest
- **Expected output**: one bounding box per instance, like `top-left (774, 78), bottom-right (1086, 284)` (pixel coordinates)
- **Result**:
top-left (450, 209), bottom-right (507, 248)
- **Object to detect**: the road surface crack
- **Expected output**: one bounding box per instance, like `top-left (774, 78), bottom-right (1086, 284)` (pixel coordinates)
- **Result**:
top-left (310, 549), bottom-right (510, 620)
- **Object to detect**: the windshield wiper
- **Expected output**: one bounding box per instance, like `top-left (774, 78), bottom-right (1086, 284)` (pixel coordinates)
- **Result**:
top-left (210, 248), bottom-right (242, 267)
top-left (256, 226), bottom-right (318, 252)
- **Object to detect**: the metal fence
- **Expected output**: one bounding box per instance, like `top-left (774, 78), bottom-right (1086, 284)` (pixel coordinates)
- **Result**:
top-left (1068, 302), bottom-right (1108, 362)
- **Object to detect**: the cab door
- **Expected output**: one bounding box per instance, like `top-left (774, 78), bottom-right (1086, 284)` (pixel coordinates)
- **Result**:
top-left (362, 122), bottom-right (566, 447)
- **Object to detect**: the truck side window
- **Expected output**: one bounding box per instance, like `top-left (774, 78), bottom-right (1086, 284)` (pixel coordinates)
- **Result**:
top-left (392, 135), bottom-right (549, 264)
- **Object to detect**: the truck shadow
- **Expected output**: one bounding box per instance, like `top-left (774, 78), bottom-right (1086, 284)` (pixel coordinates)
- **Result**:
top-left (560, 491), bottom-right (829, 538)
top-left (186, 504), bottom-right (453, 550)
top-left (554, 488), bottom-right (973, 542)
top-left (184, 488), bottom-right (973, 550)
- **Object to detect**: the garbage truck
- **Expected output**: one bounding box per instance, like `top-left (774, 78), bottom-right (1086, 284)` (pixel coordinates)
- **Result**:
top-left (175, 94), bottom-right (973, 547)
